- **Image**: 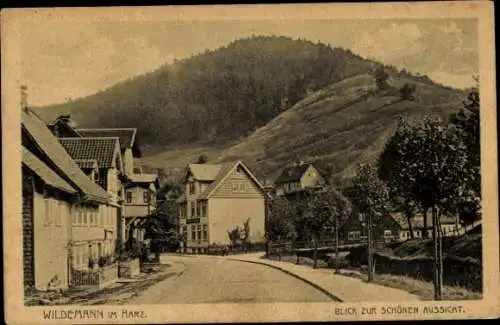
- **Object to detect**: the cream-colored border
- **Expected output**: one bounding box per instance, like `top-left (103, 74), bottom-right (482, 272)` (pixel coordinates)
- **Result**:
top-left (2, 2), bottom-right (498, 324)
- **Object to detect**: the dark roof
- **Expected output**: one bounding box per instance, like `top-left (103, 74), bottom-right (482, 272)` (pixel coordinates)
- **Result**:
top-left (47, 119), bottom-right (82, 138)
top-left (76, 128), bottom-right (137, 152)
top-left (275, 164), bottom-right (311, 184)
top-left (58, 137), bottom-right (120, 169)
top-left (22, 147), bottom-right (76, 194)
top-left (21, 109), bottom-right (109, 203)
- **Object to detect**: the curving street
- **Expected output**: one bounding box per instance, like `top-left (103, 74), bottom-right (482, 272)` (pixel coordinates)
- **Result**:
top-left (129, 255), bottom-right (333, 304)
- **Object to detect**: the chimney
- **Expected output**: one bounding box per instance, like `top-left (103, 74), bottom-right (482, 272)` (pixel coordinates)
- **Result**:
top-left (20, 85), bottom-right (28, 111)
top-left (57, 114), bottom-right (71, 123)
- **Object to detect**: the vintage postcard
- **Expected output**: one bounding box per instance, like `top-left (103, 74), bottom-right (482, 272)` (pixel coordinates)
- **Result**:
top-left (2, 1), bottom-right (498, 324)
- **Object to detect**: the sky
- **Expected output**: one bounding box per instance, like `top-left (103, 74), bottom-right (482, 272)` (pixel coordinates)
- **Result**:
top-left (20, 18), bottom-right (478, 106)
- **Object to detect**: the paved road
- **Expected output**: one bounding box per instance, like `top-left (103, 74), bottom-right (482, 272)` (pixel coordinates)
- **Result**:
top-left (129, 255), bottom-right (333, 304)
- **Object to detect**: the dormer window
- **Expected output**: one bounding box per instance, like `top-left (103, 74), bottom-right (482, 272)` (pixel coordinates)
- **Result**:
top-left (189, 182), bottom-right (196, 194)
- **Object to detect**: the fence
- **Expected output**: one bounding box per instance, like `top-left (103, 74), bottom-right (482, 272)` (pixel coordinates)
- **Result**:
top-left (70, 264), bottom-right (118, 288)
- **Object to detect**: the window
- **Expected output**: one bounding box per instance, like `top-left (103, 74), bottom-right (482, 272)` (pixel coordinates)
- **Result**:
top-left (201, 201), bottom-right (207, 218)
top-left (239, 183), bottom-right (245, 192)
top-left (126, 191), bottom-right (132, 203)
top-left (196, 201), bottom-right (201, 217)
top-left (182, 226), bottom-right (187, 240)
top-left (348, 231), bottom-right (361, 241)
top-left (384, 230), bottom-right (392, 238)
top-left (197, 225), bottom-right (202, 242)
top-left (143, 190), bottom-right (150, 203)
top-left (191, 226), bottom-right (196, 241)
top-left (190, 202), bottom-right (195, 218)
top-left (203, 224), bottom-right (208, 241)
top-left (189, 182), bottom-right (196, 194)
top-left (232, 183), bottom-right (239, 192)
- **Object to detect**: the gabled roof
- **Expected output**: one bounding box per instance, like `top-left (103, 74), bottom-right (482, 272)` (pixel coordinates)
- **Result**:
top-left (76, 128), bottom-right (138, 153)
top-left (74, 159), bottom-right (99, 170)
top-left (22, 147), bottom-right (76, 194)
top-left (275, 163), bottom-right (313, 184)
top-left (187, 164), bottom-right (224, 182)
top-left (21, 109), bottom-right (109, 203)
top-left (58, 137), bottom-right (121, 169)
top-left (177, 161), bottom-right (269, 202)
top-left (201, 161), bottom-right (268, 199)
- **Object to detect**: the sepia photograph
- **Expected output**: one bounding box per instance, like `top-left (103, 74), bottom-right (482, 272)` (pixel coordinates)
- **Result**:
top-left (2, 2), bottom-right (498, 323)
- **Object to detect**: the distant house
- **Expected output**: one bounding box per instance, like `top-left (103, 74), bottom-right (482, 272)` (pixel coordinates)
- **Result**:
top-left (340, 212), bottom-right (401, 244)
top-left (177, 161), bottom-right (268, 253)
top-left (390, 213), bottom-right (460, 240)
top-left (22, 108), bottom-right (113, 291)
top-left (274, 162), bottom-right (327, 198)
top-left (123, 174), bottom-right (157, 243)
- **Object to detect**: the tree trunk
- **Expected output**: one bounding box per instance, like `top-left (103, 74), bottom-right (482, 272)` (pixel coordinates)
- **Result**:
top-left (432, 205), bottom-right (442, 300)
top-left (423, 207), bottom-right (430, 238)
top-left (405, 199), bottom-right (415, 239)
top-left (367, 213), bottom-right (374, 282)
top-left (437, 209), bottom-right (443, 299)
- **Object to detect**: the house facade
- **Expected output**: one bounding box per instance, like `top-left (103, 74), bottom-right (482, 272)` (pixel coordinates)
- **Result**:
top-left (76, 128), bottom-right (157, 244)
top-left (390, 213), bottom-right (461, 240)
top-left (340, 210), bottom-right (462, 245)
top-left (177, 161), bottom-right (267, 253)
top-left (124, 174), bottom-right (157, 243)
top-left (58, 137), bottom-right (124, 254)
top-left (275, 162), bottom-right (327, 197)
top-left (22, 108), bottom-right (112, 291)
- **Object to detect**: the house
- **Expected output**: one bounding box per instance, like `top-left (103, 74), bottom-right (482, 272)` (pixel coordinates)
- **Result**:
top-left (274, 162), bottom-right (327, 198)
top-left (123, 173), bottom-right (157, 243)
top-left (58, 137), bottom-right (126, 246)
top-left (340, 212), bottom-right (401, 244)
top-left (48, 119), bottom-right (157, 244)
top-left (177, 161), bottom-right (268, 253)
top-left (390, 213), bottom-right (461, 240)
top-left (22, 108), bottom-right (114, 291)
top-left (75, 128), bottom-right (156, 244)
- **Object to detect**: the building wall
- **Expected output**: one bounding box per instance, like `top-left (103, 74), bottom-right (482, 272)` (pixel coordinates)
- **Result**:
top-left (22, 170), bottom-right (35, 287)
top-left (106, 168), bottom-right (120, 205)
top-left (124, 186), bottom-right (154, 217)
top-left (33, 191), bottom-right (70, 290)
top-left (123, 148), bottom-right (134, 176)
top-left (208, 198), bottom-right (265, 245)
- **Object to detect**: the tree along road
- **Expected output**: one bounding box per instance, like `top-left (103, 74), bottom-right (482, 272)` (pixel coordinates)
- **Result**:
top-left (129, 255), bottom-right (333, 304)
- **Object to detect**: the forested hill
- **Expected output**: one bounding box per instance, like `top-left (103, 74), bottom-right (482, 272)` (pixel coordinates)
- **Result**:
top-left (35, 36), bottom-right (388, 153)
